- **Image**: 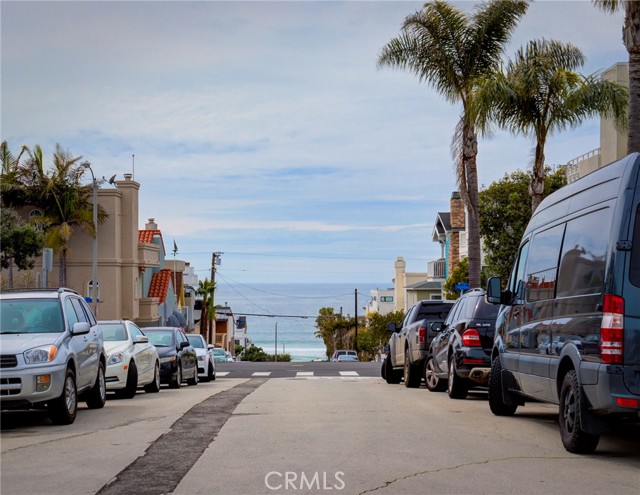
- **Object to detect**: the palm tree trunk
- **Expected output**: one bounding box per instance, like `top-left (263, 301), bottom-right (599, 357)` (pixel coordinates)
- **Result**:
top-left (530, 142), bottom-right (546, 213)
top-left (462, 124), bottom-right (482, 289)
top-left (628, 50), bottom-right (640, 153)
top-left (7, 261), bottom-right (14, 289)
top-left (59, 250), bottom-right (67, 287)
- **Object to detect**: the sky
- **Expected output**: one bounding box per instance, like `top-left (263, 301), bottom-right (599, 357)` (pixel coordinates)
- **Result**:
top-left (1, 0), bottom-right (627, 286)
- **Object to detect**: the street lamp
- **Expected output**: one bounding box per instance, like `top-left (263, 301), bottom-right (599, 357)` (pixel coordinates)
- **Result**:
top-left (83, 162), bottom-right (98, 317)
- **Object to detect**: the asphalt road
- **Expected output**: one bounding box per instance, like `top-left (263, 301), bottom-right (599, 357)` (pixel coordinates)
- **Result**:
top-left (2, 362), bottom-right (639, 495)
top-left (214, 360), bottom-right (382, 378)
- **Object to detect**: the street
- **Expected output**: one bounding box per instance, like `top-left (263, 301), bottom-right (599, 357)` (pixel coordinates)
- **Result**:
top-left (1, 362), bottom-right (639, 495)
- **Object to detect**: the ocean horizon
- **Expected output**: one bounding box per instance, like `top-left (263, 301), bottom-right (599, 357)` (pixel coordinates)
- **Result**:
top-left (214, 281), bottom-right (389, 361)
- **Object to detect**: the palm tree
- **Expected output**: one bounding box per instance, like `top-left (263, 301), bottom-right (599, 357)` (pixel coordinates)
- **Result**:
top-left (473, 39), bottom-right (628, 212)
top-left (197, 278), bottom-right (215, 343)
top-left (1, 141), bottom-right (29, 207)
top-left (593, 0), bottom-right (640, 153)
top-left (24, 144), bottom-right (106, 286)
top-left (377, 0), bottom-right (529, 288)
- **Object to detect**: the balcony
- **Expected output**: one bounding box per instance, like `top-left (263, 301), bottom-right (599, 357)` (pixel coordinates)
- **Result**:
top-left (428, 258), bottom-right (446, 279)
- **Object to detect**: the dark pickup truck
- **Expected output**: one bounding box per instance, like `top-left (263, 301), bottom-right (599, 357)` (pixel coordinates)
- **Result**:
top-left (383, 300), bottom-right (454, 387)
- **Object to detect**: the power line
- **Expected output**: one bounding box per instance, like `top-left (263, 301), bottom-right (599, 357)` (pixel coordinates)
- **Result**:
top-left (217, 273), bottom-right (354, 299)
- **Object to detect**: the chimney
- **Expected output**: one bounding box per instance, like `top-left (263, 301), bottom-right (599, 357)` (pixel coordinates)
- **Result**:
top-left (124, 173), bottom-right (133, 181)
top-left (450, 192), bottom-right (465, 229)
top-left (146, 218), bottom-right (158, 230)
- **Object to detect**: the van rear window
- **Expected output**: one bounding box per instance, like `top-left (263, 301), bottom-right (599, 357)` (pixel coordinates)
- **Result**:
top-left (631, 205), bottom-right (640, 287)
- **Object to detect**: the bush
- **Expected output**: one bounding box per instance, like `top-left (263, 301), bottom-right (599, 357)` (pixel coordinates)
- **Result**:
top-left (241, 345), bottom-right (291, 362)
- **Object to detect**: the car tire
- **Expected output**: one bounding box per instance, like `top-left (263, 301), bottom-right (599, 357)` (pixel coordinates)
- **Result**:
top-left (117, 361), bottom-right (138, 399)
top-left (404, 349), bottom-right (420, 388)
top-left (384, 357), bottom-right (401, 384)
top-left (169, 363), bottom-right (182, 389)
top-left (381, 359), bottom-right (387, 380)
top-left (488, 356), bottom-right (517, 416)
top-left (425, 356), bottom-right (446, 392)
top-left (187, 365), bottom-right (198, 386)
top-left (48, 368), bottom-right (77, 425)
top-left (144, 362), bottom-right (161, 393)
top-left (447, 356), bottom-right (468, 400)
top-left (207, 362), bottom-right (214, 382)
top-left (559, 370), bottom-right (600, 454)
top-left (85, 362), bottom-right (106, 409)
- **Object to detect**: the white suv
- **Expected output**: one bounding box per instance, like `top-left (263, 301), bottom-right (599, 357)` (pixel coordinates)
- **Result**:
top-left (0, 288), bottom-right (107, 424)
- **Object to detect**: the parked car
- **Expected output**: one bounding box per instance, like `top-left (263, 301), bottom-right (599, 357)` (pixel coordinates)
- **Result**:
top-left (486, 152), bottom-right (640, 454)
top-left (186, 334), bottom-right (215, 381)
top-left (211, 347), bottom-right (227, 363)
top-left (99, 320), bottom-right (160, 397)
top-left (426, 289), bottom-right (499, 398)
top-left (331, 350), bottom-right (357, 362)
top-left (337, 354), bottom-right (358, 362)
top-left (385, 300), bottom-right (455, 387)
top-left (0, 288), bottom-right (107, 424)
top-left (143, 327), bottom-right (198, 388)
top-left (225, 351), bottom-right (234, 362)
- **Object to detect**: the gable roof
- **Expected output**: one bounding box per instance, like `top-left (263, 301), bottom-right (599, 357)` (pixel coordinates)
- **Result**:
top-left (138, 229), bottom-right (165, 254)
top-left (148, 268), bottom-right (172, 303)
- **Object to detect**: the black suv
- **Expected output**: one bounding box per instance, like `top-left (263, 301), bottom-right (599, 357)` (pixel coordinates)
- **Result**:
top-left (486, 152), bottom-right (640, 454)
top-left (426, 289), bottom-right (499, 399)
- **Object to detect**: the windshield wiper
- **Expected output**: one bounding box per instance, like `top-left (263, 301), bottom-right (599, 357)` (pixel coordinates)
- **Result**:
top-left (0, 331), bottom-right (25, 334)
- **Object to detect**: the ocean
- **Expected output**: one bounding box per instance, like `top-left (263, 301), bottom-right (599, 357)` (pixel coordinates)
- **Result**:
top-left (214, 282), bottom-right (386, 361)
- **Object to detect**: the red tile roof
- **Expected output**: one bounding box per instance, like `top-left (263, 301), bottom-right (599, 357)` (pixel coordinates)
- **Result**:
top-left (148, 269), bottom-right (172, 303)
top-left (138, 229), bottom-right (165, 254)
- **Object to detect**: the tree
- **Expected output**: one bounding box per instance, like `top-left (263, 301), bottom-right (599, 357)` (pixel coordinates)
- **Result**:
top-left (315, 307), bottom-right (356, 358)
top-left (442, 257), bottom-right (488, 300)
top-left (1, 141), bottom-right (28, 207)
top-left (378, 0), bottom-right (529, 288)
top-left (479, 167), bottom-right (567, 284)
top-left (197, 278), bottom-right (215, 343)
top-left (473, 39), bottom-right (628, 212)
top-left (0, 207), bottom-right (45, 288)
top-left (358, 310), bottom-right (406, 360)
top-left (594, 0), bottom-right (640, 153)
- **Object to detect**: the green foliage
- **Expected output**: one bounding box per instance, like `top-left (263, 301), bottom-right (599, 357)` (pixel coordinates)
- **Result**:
top-left (357, 309), bottom-right (405, 360)
top-left (241, 344), bottom-right (291, 362)
top-left (0, 207), bottom-right (45, 287)
top-left (235, 344), bottom-right (244, 355)
top-left (479, 167), bottom-right (567, 284)
top-left (314, 307), bottom-right (356, 359)
top-left (443, 258), bottom-right (488, 300)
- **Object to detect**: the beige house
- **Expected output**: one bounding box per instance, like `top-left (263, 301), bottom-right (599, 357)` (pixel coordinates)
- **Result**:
top-left (566, 62), bottom-right (629, 182)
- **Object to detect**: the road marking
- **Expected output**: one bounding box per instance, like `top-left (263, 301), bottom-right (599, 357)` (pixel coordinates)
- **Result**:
top-left (216, 372), bottom-right (230, 377)
top-left (296, 371), bottom-right (314, 376)
top-left (252, 372), bottom-right (271, 376)
top-left (339, 371), bottom-right (359, 376)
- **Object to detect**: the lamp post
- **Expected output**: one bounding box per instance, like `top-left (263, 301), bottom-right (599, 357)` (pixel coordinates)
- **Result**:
top-left (83, 162), bottom-right (98, 317)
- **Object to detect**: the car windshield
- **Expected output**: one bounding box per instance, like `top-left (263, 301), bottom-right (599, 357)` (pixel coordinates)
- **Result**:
top-left (187, 335), bottom-right (205, 348)
top-left (100, 323), bottom-right (128, 341)
top-left (145, 330), bottom-right (174, 347)
top-left (0, 299), bottom-right (64, 334)
top-left (212, 348), bottom-right (226, 356)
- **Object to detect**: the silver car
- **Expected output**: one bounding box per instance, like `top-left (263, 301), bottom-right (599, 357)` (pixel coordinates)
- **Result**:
top-left (0, 288), bottom-right (107, 424)
top-left (186, 334), bottom-right (215, 381)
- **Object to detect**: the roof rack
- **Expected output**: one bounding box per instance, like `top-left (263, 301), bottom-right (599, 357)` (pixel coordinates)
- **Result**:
top-left (0, 287), bottom-right (80, 295)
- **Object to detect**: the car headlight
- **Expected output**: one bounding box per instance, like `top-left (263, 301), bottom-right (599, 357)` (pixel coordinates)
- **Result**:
top-left (24, 345), bottom-right (58, 364)
top-left (160, 356), bottom-right (176, 363)
top-left (108, 352), bottom-right (125, 365)
top-left (198, 355), bottom-right (205, 361)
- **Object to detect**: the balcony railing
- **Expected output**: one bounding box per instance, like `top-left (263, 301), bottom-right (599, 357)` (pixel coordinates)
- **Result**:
top-left (428, 258), bottom-right (446, 279)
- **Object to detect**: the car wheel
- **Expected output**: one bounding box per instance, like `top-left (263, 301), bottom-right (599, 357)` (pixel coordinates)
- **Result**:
top-left (144, 362), bottom-right (161, 393)
top-left (559, 370), bottom-right (600, 454)
top-left (169, 363), bottom-right (182, 389)
top-left (381, 359), bottom-right (387, 380)
top-left (117, 361), bottom-right (138, 399)
top-left (187, 364), bottom-right (198, 386)
top-left (447, 356), bottom-right (468, 400)
top-left (404, 349), bottom-right (420, 388)
top-left (207, 362), bottom-right (214, 382)
top-left (488, 356), bottom-right (517, 416)
top-left (384, 357), bottom-right (401, 384)
top-left (48, 368), bottom-right (77, 425)
top-left (85, 362), bottom-right (106, 409)
top-left (425, 356), bottom-right (446, 392)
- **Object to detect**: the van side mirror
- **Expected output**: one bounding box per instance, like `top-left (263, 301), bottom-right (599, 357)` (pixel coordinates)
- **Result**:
top-left (387, 322), bottom-right (398, 333)
top-left (431, 321), bottom-right (444, 332)
top-left (486, 277), bottom-right (503, 304)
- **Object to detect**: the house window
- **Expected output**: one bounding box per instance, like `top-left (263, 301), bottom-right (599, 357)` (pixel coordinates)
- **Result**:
top-left (28, 209), bottom-right (44, 230)
top-left (380, 296), bottom-right (393, 302)
top-left (134, 277), bottom-right (139, 300)
top-left (87, 280), bottom-right (100, 303)
top-left (430, 294), bottom-right (442, 300)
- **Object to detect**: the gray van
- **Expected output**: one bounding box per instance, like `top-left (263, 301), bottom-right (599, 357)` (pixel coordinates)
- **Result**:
top-left (486, 152), bottom-right (640, 454)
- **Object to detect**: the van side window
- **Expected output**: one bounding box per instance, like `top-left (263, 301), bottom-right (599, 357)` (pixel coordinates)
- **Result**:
top-left (525, 224), bottom-right (565, 302)
top-left (557, 208), bottom-right (610, 296)
top-left (510, 241), bottom-right (530, 299)
top-left (631, 204), bottom-right (640, 287)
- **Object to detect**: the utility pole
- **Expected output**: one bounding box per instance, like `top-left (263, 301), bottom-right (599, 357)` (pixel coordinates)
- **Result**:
top-left (210, 252), bottom-right (223, 346)
top-left (354, 289), bottom-right (358, 353)
top-left (274, 322), bottom-right (278, 362)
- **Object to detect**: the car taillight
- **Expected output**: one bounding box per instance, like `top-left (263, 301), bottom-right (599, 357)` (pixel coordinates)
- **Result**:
top-left (601, 294), bottom-right (624, 365)
top-left (462, 328), bottom-right (481, 347)
top-left (418, 327), bottom-right (426, 345)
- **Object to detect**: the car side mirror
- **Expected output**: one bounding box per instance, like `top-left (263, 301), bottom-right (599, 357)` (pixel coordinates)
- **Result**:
top-left (430, 321), bottom-right (444, 332)
top-left (72, 322), bottom-right (91, 335)
top-left (179, 341), bottom-right (190, 349)
top-left (134, 335), bottom-right (149, 344)
top-left (387, 322), bottom-right (398, 333)
top-left (207, 344), bottom-right (215, 350)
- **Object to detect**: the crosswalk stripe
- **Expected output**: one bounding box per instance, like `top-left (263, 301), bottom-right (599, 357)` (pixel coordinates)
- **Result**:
top-left (339, 371), bottom-right (359, 376)
top-left (296, 371), bottom-right (314, 376)
top-left (252, 372), bottom-right (271, 376)
top-left (216, 372), bottom-right (230, 377)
